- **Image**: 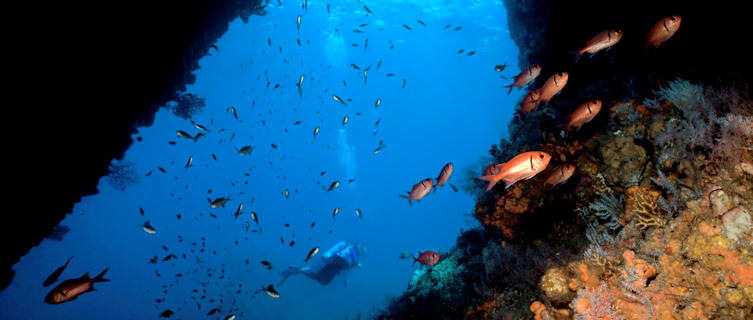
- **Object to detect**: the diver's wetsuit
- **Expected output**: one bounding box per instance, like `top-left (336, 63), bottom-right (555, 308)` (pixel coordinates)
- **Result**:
top-left (280, 241), bottom-right (360, 286)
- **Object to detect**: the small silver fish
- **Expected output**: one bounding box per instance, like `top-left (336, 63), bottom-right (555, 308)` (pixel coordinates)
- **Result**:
top-left (176, 130), bottom-right (193, 139)
top-left (333, 95), bottom-right (347, 105)
top-left (304, 247), bottom-right (320, 262)
top-left (238, 145), bottom-right (253, 156)
top-left (284, 189), bottom-right (290, 199)
top-left (333, 207), bottom-right (340, 219)
top-left (193, 123), bottom-right (209, 131)
top-left (208, 197), bottom-right (231, 209)
top-left (375, 98), bottom-right (381, 108)
top-left (185, 156), bottom-right (193, 169)
top-left (342, 116), bottom-right (349, 127)
top-left (263, 285), bottom-right (280, 298)
top-left (313, 126), bottom-right (320, 138)
top-left (234, 203), bottom-right (243, 219)
top-left (355, 208), bottom-right (363, 220)
top-left (230, 107), bottom-right (238, 120)
top-left (296, 15), bottom-right (301, 30)
top-left (327, 181), bottom-right (340, 192)
top-left (250, 211), bottom-right (259, 225)
top-left (143, 221), bottom-right (157, 234)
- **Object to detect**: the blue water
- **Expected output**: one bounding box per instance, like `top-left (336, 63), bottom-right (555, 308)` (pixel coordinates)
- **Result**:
top-left (0, 1), bottom-right (522, 318)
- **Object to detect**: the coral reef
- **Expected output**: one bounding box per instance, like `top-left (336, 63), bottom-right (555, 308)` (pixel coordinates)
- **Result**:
top-left (380, 81), bottom-right (753, 318)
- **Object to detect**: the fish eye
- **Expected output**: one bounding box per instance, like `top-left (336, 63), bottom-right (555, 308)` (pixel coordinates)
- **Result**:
top-left (670, 16), bottom-right (676, 21)
top-left (539, 154), bottom-right (544, 159)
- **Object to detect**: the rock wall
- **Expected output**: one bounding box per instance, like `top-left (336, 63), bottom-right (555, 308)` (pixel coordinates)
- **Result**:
top-left (2, 0), bottom-right (267, 291)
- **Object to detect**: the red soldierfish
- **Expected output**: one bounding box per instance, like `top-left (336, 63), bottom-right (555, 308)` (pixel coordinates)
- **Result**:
top-left (537, 72), bottom-right (568, 106)
top-left (644, 16), bottom-right (681, 54)
top-left (413, 251), bottom-right (440, 266)
top-left (479, 151), bottom-right (552, 191)
top-left (572, 29), bottom-right (623, 62)
top-left (44, 268), bottom-right (110, 304)
top-left (543, 164), bottom-right (576, 188)
top-left (515, 89), bottom-right (542, 115)
top-left (505, 65), bottom-right (542, 95)
top-left (562, 100), bottom-right (602, 130)
top-left (400, 178), bottom-right (433, 205)
top-left (434, 163), bottom-right (454, 188)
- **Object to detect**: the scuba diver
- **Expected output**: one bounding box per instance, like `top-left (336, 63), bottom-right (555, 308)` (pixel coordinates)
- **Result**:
top-left (279, 241), bottom-right (366, 286)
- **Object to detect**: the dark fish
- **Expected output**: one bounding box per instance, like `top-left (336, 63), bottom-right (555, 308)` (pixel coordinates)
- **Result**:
top-left (353, 29), bottom-right (364, 33)
top-left (402, 78), bottom-right (406, 88)
top-left (184, 155), bottom-right (193, 169)
top-left (162, 254), bottom-right (177, 261)
top-left (454, 26), bottom-right (462, 31)
top-left (211, 153), bottom-right (217, 161)
top-left (359, 23), bottom-right (368, 27)
top-left (417, 20), bottom-right (426, 26)
top-left (310, 221), bottom-right (316, 228)
top-left (44, 268), bottom-right (110, 304)
top-left (160, 310), bottom-right (174, 318)
top-left (208, 308), bottom-right (221, 315)
top-left (355, 208), bottom-right (363, 220)
top-left (327, 180), bottom-right (340, 192)
top-left (466, 51), bottom-right (475, 56)
top-left (158, 167), bottom-right (166, 173)
top-left (208, 196), bottom-right (231, 208)
top-left (350, 63), bottom-right (360, 70)
top-left (386, 73), bottom-right (395, 77)
top-left (327, 3), bottom-right (330, 16)
top-left (304, 247), bottom-right (320, 262)
top-left (139, 207), bottom-right (144, 215)
top-left (402, 24), bottom-right (412, 31)
top-left (377, 60), bottom-right (382, 70)
top-left (444, 24), bottom-right (451, 29)
top-left (494, 63), bottom-right (507, 72)
top-left (289, 241), bottom-right (295, 247)
top-left (43, 256), bottom-right (73, 287)
top-left (457, 49), bottom-right (465, 54)
top-left (234, 203), bottom-right (243, 219)
top-left (449, 183), bottom-right (459, 192)
top-left (363, 5), bottom-right (372, 13)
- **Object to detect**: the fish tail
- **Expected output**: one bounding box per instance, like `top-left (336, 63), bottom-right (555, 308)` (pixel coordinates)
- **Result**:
top-left (94, 268), bottom-right (110, 282)
top-left (504, 84), bottom-right (514, 96)
top-left (398, 194), bottom-right (412, 206)
top-left (479, 174), bottom-right (501, 192)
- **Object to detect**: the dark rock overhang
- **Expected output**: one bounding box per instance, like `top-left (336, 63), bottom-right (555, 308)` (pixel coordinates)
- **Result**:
top-left (3, 0), bottom-right (268, 291)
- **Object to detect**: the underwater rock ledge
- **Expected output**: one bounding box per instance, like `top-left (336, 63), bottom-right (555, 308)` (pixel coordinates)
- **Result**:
top-left (3, 0), bottom-right (269, 291)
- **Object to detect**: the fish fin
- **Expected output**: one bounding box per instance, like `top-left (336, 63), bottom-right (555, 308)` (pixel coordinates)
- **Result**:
top-left (479, 175), bottom-right (501, 192)
top-left (502, 178), bottom-right (517, 189)
top-left (94, 268), bottom-right (110, 282)
top-left (399, 194), bottom-right (412, 206)
top-left (569, 50), bottom-right (582, 63)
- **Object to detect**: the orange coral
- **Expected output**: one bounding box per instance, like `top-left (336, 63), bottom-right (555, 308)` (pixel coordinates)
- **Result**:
top-left (711, 248), bottom-right (753, 286)
top-left (697, 222), bottom-right (721, 236)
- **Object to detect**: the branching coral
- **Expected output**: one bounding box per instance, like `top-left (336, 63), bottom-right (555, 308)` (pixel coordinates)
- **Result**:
top-left (587, 194), bottom-right (624, 230)
top-left (625, 186), bottom-right (661, 230)
top-left (571, 281), bottom-right (624, 320)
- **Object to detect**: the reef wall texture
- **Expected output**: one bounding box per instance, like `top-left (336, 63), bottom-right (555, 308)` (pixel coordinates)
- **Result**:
top-left (378, 1), bottom-right (752, 319)
top-left (3, 0), bottom-right (268, 291)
